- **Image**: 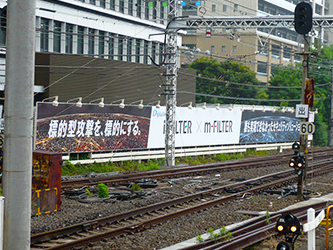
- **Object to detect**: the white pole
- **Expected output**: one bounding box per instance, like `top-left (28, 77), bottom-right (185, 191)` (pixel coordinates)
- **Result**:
top-left (308, 208), bottom-right (315, 250)
top-left (0, 197), bottom-right (4, 250)
top-left (3, 0), bottom-right (36, 249)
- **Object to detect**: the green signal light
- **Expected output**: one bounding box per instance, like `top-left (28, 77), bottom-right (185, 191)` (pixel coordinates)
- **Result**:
top-left (148, 2), bottom-right (153, 7)
top-left (163, 2), bottom-right (168, 7)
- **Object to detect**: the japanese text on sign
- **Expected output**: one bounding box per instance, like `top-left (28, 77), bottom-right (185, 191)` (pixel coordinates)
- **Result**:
top-left (243, 120), bottom-right (299, 133)
top-left (47, 119), bottom-right (141, 138)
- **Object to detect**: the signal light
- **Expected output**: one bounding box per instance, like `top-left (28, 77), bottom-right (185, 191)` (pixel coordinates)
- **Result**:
top-left (275, 214), bottom-right (302, 235)
top-left (276, 214), bottom-right (302, 250)
top-left (291, 142), bottom-right (300, 152)
top-left (276, 242), bottom-right (290, 250)
top-left (277, 225), bottom-right (284, 232)
top-left (289, 158), bottom-right (296, 168)
top-left (289, 156), bottom-right (305, 169)
top-left (294, 2), bottom-right (313, 35)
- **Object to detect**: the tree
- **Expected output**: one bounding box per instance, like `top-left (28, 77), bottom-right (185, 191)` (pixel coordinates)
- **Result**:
top-left (267, 65), bottom-right (302, 107)
top-left (267, 44), bottom-right (333, 146)
top-left (188, 57), bottom-right (263, 105)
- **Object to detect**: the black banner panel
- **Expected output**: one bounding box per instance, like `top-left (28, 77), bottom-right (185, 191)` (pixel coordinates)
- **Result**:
top-left (36, 103), bottom-right (151, 153)
top-left (240, 110), bottom-right (300, 143)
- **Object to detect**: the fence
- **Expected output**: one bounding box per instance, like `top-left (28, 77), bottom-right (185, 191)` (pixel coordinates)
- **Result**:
top-left (63, 142), bottom-right (294, 164)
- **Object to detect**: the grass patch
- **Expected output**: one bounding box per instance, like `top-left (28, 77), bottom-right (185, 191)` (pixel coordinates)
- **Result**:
top-left (62, 150), bottom-right (275, 176)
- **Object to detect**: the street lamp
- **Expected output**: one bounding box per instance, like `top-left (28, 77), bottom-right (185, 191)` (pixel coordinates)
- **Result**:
top-left (180, 102), bottom-right (193, 109)
top-left (42, 96), bottom-right (58, 107)
top-left (67, 97), bottom-right (82, 108)
top-left (130, 100), bottom-right (144, 109)
top-left (110, 99), bottom-right (125, 108)
top-left (89, 97), bottom-right (104, 108)
top-left (148, 100), bottom-right (161, 109)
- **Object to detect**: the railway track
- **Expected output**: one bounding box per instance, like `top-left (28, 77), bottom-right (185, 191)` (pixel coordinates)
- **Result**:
top-left (61, 148), bottom-right (333, 189)
top-left (31, 157), bottom-right (333, 250)
top-left (179, 202), bottom-right (327, 250)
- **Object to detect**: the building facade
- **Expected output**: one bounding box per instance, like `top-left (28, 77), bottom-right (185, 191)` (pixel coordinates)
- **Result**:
top-left (0, 0), bottom-right (198, 106)
top-left (181, 0), bottom-right (330, 83)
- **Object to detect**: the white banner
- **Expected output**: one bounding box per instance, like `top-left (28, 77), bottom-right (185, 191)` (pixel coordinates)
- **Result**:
top-left (147, 106), bottom-right (242, 148)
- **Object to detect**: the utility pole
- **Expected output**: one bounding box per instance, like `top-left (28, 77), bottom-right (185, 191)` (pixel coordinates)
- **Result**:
top-left (164, 0), bottom-right (178, 167)
top-left (3, 1), bottom-right (36, 249)
top-left (298, 35), bottom-right (309, 200)
top-left (294, 2), bottom-right (313, 201)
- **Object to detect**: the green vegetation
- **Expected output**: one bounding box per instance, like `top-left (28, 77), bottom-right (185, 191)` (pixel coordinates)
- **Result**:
top-left (219, 226), bottom-right (232, 240)
top-left (187, 43), bottom-right (333, 147)
top-left (189, 58), bottom-right (263, 105)
top-left (208, 227), bottom-right (220, 242)
top-left (265, 211), bottom-right (271, 225)
top-left (97, 183), bottom-right (109, 198)
top-left (61, 150), bottom-right (273, 176)
top-left (205, 226), bottom-right (232, 244)
top-left (196, 235), bottom-right (204, 244)
top-left (130, 183), bottom-right (142, 191)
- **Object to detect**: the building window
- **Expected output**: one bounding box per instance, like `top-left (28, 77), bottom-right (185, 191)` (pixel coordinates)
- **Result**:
top-left (232, 46), bottom-right (237, 53)
top-left (160, 1), bottom-right (165, 24)
top-left (128, 0), bottom-right (133, 15)
top-left (145, 2), bottom-right (149, 20)
top-left (221, 45), bottom-right (226, 53)
top-left (137, 0), bottom-right (142, 18)
top-left (108, 35), bottom-right (114, 59)
top-left (40, 18), bottom-right (49, 52)
top-left (127, 39), bottom-right (132, 62)
top-left (212, 4), bottom-right (216, 12)
top-left (66, 24), bottom-right (73, 54)
top-left (211, 45), bottom-right (215, 53)
top-left (271, 44), bottom-right (280, 58)
top-left (234, 4), bottom-right (238, 12)
top-left (90, 0), bottom-right (96, 5)
top-left (77, 26), bottom-right (84, 55)
top-left (153, 2), bottom-right (157, 21)
top-left (99, 31), bottom-right (105, 57)
top-left (53, 21), bottom-right (61, 53)
top-left (144, 41), bottom-right (149, 64)
top-left (118, 37), bottom-right (123, 61)
top-left (110, 0), bottom-right (115, 10)
top-left (283, 46), bottom-right (291, 60)
top-left (119, 0), bottom-right (124, 13)
top-left (152, 42), bottom-right (156, 62)
top-left (257, 61), bottom-right (267, 74)
top-left (136, 40), bottom-right (141, 63)
top-left (223, 4), bottom-right (227, 12)
top-left (88, 28), bottom-right (95, 56)
top-left (100, 0), bottom-right (106, 8)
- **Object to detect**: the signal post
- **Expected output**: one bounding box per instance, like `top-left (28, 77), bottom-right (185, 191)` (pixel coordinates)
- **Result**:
top-left (293, 1), bottom-right (315, 200)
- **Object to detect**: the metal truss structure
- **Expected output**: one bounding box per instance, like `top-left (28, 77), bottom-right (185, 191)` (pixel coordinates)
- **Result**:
top-left (164, 14), bottom-right (333, 167)
top-left (170, 15), bottom-right (333, 29)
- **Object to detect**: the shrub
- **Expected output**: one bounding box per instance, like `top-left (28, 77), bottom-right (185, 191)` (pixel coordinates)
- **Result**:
top-left (97, 183), bottom-right (109, 198)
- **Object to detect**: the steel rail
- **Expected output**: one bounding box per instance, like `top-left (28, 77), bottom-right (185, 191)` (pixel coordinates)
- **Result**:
top-left (192, 206), bottom-right (325, 250)
top-left (31, 160), bottom-right (333, 249)
top-left (62, 153), bottom-right (292, 188)
top-left (61, 149), bottom-right (333, 189)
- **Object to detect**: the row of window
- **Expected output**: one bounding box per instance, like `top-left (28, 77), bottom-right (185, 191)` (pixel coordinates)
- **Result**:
top-left (38, 17), bottom-right (164, 64)
top-left (75, 0), bottom-right (166, 24)
top-left (210, 45), bottom-right (237, 54)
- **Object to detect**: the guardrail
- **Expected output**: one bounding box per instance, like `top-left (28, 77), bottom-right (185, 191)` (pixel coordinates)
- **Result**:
top-left (63, 142), bottom-right (293, 164)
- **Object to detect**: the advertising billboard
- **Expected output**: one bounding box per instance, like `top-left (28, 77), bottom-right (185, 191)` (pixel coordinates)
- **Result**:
top-left (35, 103), bottom-right (300, 153)
top-left (240, 110), bottom-right (300, 143)
top-left (147, 106), bottom-right (242, 148)
top-left (35, 102), bottom-right (151, 152)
